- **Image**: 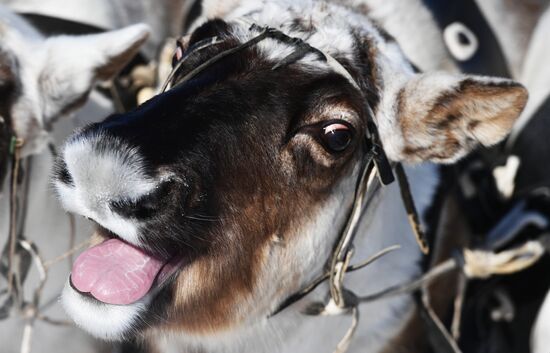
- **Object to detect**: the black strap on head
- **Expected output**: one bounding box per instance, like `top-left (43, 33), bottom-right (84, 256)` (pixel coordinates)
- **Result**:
top-left (163, 25), bottom-right (323, 91)
top-left (367, 121), bottom-right (395, 185)
top-left (161, 28), bottom-right (264, 92)
top-left (162, 24), bottom-right (362, 92)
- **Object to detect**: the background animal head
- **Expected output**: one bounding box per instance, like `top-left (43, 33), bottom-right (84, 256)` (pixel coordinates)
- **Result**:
top-left (53, 0), bottom-right (527, 345)
top-left (0, 5), bottom-right (150, 162)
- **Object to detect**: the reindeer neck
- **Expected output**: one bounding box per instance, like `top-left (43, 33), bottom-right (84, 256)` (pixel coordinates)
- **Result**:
top-left (151, 163), bottom-right (439, 353)
top-left (279, 163), bottom-right (440, 353)
top-left (187, 163), bottom-right (440, 353)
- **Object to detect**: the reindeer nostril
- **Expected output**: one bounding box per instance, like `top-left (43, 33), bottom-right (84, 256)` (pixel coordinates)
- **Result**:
top-left (110, 180), bottom-right (174, 219)
top-left (54, 159), bottom-right (74, 186)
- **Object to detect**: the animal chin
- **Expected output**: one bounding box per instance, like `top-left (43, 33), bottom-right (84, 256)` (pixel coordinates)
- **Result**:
top-left (61, 226), bottom-right (187, 341)
top-left (69, 230), bottom-right (182, 306)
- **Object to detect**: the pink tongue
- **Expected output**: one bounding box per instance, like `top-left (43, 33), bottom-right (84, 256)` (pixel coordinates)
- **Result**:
top-left (71, 238), bottom-right (166, 305)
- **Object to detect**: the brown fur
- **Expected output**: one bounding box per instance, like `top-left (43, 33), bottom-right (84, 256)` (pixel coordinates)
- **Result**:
top-left (154, 98), bottom-right (364, 334)
top-left (164, 181), bottom-right (342, 333)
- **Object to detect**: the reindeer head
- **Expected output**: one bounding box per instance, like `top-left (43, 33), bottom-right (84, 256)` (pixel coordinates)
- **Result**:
top-left (53, 1), bottom-right (527, 344)
top-left (0, 5), bottom-right (150, 189)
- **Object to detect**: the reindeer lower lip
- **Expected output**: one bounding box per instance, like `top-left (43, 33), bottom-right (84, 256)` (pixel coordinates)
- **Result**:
top-left (69, 236), bottom-right (183, 305)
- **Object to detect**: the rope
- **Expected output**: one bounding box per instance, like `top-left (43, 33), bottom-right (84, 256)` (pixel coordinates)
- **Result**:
top-left (283, 239), bottom-right (545, 353)
top-left (451, 273), bottom-right (468, 340)
top-left (7, 136), bottom-right (24, 295)
top-left (334, 307), bottom-right (360, 353)
top-left (270, 245), bottom-right (400, 316)
top-left (462, 241), bottom-right (545, 279)
top-left (43, 239), bottom-right (91, 269)
top-left (0, 132), bottom-right (92, 353)
top-left (328, 154), bottom-right (376, 310)
top-left (322, 238), bottom-right (546, 353)
top-left (357, 240), bottom-right (546, 305)
top-left (418, 289), bottom-right (463, 353)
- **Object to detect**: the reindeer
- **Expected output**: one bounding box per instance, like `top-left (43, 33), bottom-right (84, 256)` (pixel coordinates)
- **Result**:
top-left (0, 4), bottom-right (151, 352)
top-left (52, 0), bottom-right (528, 352)
top-left (3, 0), bottom-right (198, 61)
top-left (0, 4), bottom-right (150, 185)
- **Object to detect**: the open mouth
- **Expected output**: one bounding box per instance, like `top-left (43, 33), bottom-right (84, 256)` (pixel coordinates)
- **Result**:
top-left (70, 232), bottom-right (180, 305)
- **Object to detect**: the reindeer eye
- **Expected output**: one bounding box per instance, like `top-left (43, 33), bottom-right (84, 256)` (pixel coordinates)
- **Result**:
top-left (320, 122), bottom-right (353, 152)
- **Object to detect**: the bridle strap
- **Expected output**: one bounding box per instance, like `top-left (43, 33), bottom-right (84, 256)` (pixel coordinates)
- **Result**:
top-left (3, 134), bottom-right (25, 296)
top-left (395, 163), bottom-right (430, 254)
top-left (162, 28), bottom-right (270, 92)
top-left (161, 25), bottom-right (363, 93)
top-left (270, 244), bottom-right (400, 316)
top-left (329, 150), bottom-right (377, 308)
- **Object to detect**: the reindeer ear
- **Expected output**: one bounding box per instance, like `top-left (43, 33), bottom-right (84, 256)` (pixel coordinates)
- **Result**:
top-left (380, 72), bottom-right (528, 164)
top-left (39, 24), bottom-right (150, 122)
top-left (45, 24), bottom-right (150, 80)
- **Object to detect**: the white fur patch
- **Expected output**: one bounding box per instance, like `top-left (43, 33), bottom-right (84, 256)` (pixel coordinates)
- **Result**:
top-left (55, 133), bottom-right (159, 246)
top-left (206, 0), bottom-right (386, 74)
top-left (532, 290), bottom-right (550, 353)
top-left (493, 155), bottom-right (520, 199)
top-left (0, 5), bottom-right (149, 157)
top-left (61, 280), bottom-right (148, 340)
